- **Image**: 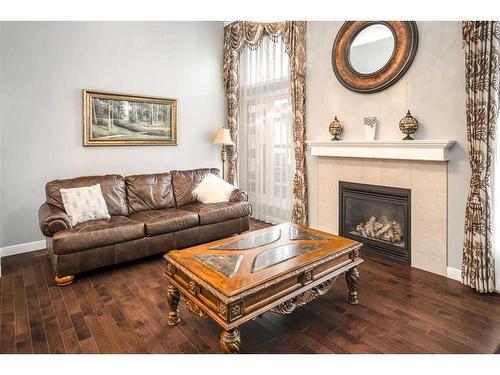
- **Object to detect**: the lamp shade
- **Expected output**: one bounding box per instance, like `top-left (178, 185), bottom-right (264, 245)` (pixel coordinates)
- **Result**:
top-left (212, 128), bottom-right (234, 145)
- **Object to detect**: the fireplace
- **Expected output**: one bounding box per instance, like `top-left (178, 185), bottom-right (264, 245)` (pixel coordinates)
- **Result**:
top-left (339, 181), bottom-right (411, 264)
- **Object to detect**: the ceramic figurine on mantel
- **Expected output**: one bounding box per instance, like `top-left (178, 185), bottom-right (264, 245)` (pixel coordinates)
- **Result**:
top-left (363, 116), bottom-right (377, 141)
top-left (329, 116), bottom-right (343, 141)
top-left (399, 110), bottom-right (419, 140)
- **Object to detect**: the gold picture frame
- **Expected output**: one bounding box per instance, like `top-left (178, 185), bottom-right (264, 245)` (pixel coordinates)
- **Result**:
top-left (83, 89), bottom-right (177, 146)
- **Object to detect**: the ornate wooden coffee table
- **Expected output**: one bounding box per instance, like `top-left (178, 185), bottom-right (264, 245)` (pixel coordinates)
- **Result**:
top-left (164, 222), bottom-right (362, 353)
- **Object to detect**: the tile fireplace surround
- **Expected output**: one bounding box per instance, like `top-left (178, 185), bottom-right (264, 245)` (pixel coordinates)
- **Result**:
top-left (308, 140), bottom-right (456, 276)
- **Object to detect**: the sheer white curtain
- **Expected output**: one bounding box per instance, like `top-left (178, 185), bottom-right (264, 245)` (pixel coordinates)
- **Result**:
top-left (239, 36), bottom-right (294, 224)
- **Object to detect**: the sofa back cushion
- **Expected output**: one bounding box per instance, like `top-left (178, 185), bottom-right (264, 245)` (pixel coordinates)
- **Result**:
top-left (46, 175), bottom-right (128, 216)
top-left (125, 173), bottom-right (175, 213)
top-left (171, 168), bottom-right (220, 207)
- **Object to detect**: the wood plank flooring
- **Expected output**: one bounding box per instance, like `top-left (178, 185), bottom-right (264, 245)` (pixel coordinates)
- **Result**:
top-left (1, 219), bottom-right (500, 354)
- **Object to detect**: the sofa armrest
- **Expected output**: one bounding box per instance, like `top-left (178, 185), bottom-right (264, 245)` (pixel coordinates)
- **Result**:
top-left (229, 188), bottom-right (248, 203)
top-left (38, 203), bottom-right (72, 237)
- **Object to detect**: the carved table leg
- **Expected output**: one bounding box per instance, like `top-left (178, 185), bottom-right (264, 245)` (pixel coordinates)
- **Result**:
top-left (167, 284), bottom-right (181, 326)
top-left (345, 266), bottom-right (359, 304)
top-left (219, 329), bottom-right (241, 354)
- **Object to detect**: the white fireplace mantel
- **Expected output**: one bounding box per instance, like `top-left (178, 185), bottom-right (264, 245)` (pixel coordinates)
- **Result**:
top-left (306, 140), bottom-right (456, 161)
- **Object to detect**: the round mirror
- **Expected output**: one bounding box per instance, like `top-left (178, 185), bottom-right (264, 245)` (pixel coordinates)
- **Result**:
top-left (332, 21), bottom-right (418, 93)
top-left (349, 24), bottom-right (395, 74)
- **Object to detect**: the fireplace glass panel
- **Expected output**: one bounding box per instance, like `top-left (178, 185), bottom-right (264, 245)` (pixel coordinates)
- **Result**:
top-left (344, 194), bottom-right (406, 248)
top-left (340, 181), bottom-right (410, 263)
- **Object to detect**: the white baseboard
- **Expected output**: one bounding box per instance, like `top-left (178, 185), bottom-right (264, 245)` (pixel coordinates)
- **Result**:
top-left (1, 239), bottom-right (46, 258)
top-left (446, 266), bottom-right (461, 281)
top-left (0, 239), bottom-right (46, 276)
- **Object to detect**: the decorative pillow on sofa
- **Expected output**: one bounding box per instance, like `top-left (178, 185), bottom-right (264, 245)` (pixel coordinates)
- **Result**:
top-left (60, 184), bottom-right (111, 226)
top-left (192, 174), bottom-right (235, 203)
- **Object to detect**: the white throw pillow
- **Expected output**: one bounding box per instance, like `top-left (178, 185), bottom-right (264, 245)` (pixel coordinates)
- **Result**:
top-left (192, 174), bottom-right (235, 203)
top-left (60, 184), bottom-right (111, 226)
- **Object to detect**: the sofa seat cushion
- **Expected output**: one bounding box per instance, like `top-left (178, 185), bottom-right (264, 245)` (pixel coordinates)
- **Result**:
top-left (130, 208), bottom-right (199, 236)
top-left (180, 201), bottom-right (252, 225)
top-left (52, 216), bottom-right (145, 255)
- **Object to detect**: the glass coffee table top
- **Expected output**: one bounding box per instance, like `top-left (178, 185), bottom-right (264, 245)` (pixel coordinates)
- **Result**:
top-left (251, 243), bottom-right (323, 273)
top-left (192, 224), bottom-right (333, 277)
top-left (194, 254), bottom-right (244, 278)
top-left (210, 229), bottom-right (281, 250)
top-left (289, 226), bottom-right (328, 241)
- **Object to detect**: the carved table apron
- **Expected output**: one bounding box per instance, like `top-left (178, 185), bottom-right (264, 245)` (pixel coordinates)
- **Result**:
top-left (164, 223), bottom-right (362, 354)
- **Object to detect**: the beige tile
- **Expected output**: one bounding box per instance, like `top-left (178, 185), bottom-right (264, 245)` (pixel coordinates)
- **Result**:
top-left (318, 158), bottom-right (335, 176)
top-left (411, 161), bottom-right (447, 192)
top-left (319, 224), bottom-right (338, 236)
top-left (412, 189), bottom-right (447, 226)
top-left (380, 160), bottom-right (413, 189)
top-left (319, 157), bottom-right (342, 180)
top-left (335, 158), bottom-right (363, 183)
top-left (412, 251), bottom-right (446, 276)
top-left (318, 178), bottom-right (337, 209)
top-left (412, 219), bottom-right (447, 258)
top-left (359, 159), bottom-right (383, 185)
top-left (318, 204), bottom-right (337, 234)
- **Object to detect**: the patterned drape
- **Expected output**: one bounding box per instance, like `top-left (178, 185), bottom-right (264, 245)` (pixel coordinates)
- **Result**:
top-left (223, 21), bottom-right (308, 225)
top-left (462, 21), bottom-right (499, 293)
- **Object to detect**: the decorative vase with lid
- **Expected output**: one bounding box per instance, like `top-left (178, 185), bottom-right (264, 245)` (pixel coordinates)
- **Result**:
top-left (329, 116), bottom-right (343, 141)
top-left (399, 110), bottom-right (419, 140)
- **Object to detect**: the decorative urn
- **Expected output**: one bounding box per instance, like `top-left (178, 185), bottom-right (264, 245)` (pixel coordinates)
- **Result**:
top-left (399, 110), bottom-right (419, 140)
top-left (329, 116), bottom-right (343, 141)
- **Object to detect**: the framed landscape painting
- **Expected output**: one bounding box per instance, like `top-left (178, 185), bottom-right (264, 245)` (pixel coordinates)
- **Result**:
top-left (83, 90), bottom-right (177, 146)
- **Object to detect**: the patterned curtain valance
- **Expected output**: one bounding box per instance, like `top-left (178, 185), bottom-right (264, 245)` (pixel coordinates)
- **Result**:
top-left (461, 20), bottom-right (499, 293)
top-left (223, 21), bottom-right (308, 225)
top-left (224, 22), bottom-right (294, 81)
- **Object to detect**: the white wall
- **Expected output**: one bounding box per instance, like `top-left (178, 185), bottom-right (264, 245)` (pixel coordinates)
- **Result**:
top-left (306, 21), bottom-right (469, 269)
top-left (0, 21), bottom-right (225, 248)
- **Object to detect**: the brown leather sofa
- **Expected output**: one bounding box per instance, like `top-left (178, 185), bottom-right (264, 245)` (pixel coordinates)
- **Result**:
top-left (38, 168), bottom-right (251, 286)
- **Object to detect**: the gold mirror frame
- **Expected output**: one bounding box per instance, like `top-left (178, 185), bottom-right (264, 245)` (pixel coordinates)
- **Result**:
top-left (332, 21), bottom-right (419, 93)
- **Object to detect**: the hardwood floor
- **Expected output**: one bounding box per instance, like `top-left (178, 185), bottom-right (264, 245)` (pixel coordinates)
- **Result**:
top-left (1, 219), bottom-right (499, 354)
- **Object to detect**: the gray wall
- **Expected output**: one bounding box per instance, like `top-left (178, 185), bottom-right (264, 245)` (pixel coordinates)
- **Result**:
top-left (0, 21), bottom-right (225, 247)
top-left (306, 21), bottom-right (469, 269)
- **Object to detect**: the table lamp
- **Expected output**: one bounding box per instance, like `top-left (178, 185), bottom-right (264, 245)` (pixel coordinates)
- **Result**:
top-left (212, 128), bottom-right (234, 180)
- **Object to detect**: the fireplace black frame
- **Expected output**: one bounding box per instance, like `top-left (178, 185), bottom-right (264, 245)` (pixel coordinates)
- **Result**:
top-left (339, 181), bottom-right (411, 264)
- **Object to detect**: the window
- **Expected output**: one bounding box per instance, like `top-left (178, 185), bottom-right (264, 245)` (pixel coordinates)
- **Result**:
top-left (238, 37), bottom-right (294, 224)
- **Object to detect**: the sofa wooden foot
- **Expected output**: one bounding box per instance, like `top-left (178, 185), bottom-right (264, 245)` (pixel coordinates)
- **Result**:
top-left (55, 275), bottom-right (75, 286)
